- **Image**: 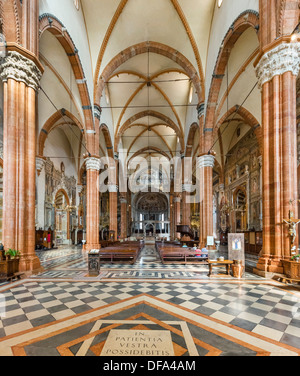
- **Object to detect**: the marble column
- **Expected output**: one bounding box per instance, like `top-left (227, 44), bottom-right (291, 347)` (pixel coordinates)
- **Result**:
top-left (254, 42), bottom-right (300, 275)
top-left (120, 196), bottom-right (127, 240)
top-left (109, 184), bottom-right (118, 240)
top-left (36, 156), bottom-right (46, 230)
top-left (0, 50), bottom-right (43, 273)
top-left (197, 154), bottom-right (215, 248)
top-left (173, 196), bottom-right (181, 239)
top-left (182, 184), bottom-right (192, 227)
top-left (85, 157), bottom-right (101, 251)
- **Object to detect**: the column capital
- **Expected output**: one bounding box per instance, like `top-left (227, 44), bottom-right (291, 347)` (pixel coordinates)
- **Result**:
top-left (0, 51), bottom-right (42, 91)
top-left (36, 156), bottom-right (46, 176)
top-left (85, 157), bottom-right (102, 171)
top-left (255, 42), bottom-right (300, 89)
top-left (197, 154), bottom-right (215, 169)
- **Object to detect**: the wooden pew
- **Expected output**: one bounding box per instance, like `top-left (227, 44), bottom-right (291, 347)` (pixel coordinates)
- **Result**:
top-left (156, 243), bottom-right (208, 265)
top-left (99, 242), bottom-right (143, 264)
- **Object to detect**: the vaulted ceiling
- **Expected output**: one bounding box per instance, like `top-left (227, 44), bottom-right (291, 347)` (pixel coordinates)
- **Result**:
top-left (80, 0), bottom-right (216, 160)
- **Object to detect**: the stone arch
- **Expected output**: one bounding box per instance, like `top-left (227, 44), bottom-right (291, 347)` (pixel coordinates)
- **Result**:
top-left (54, 188), bottom-right (70, 207)
top-left (214, 105), bottom-right (263, 155)
top-left (38, 109), bottom-right (85, 157)
top-left (99, 123), bottom-right (114, 159)
top-left (128, 147), bottom-right (171, 165)
top-left (95, 41), bottom-right (203, 106)
top-left (39, 14), bottom-right (94, 131)
top-left (205, 11), bottom-right (260, 145)
top-left (185, 122), bottom-right (199, 157)
top-left (115, 110), bottom-right (184, 152)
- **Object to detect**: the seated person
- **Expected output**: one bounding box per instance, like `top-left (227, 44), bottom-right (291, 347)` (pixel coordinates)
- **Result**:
top-left (195, 248), bottom-right (202, 257)
top-left (200, 245), bottom-right (209, 258)
top-left (201, 245), bottom-right (208, 253)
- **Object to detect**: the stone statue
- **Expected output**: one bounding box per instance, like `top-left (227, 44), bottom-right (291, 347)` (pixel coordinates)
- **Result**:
top-left (283, 211), bottom-right (300, 245)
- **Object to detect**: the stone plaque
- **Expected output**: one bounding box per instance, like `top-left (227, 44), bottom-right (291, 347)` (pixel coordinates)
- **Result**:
top-left (100, 330), bottom-right (175, 357)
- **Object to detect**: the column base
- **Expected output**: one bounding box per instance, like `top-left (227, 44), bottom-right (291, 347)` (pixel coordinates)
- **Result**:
top-left (19, 255), bottom-right (44, 276)
top-left (254, 255), bottom-right (284, 276)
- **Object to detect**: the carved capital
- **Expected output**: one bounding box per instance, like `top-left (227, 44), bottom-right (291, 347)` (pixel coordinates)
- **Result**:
top-left (0, 51), bottom-right (42, 91)
top-left (36, 156), bottom-right (46, 176)
top-left (197, 154), bottom-right (215, 169)
top-left (85, 157), bottom-right (101, 171)
top-left (255, 42), bottom-right (300, 89)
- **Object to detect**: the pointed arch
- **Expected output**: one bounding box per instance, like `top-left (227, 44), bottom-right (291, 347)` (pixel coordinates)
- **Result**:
top-left (214, 105), bottom-right (263, 155)
top-left (39, 14), bottom-right (94, 131)
top-left (128, 146), bottom-right (171, 165)
top-left (185, 122), bottom-right (199, 157)
top-left (99, 123), bottom-right (114, 159)
top-left (38, 109), bottom-right (85, 157)
top-left (205, 11), bottom-right (260, 145)
top-left (115, 110), bottom-right (184, 152)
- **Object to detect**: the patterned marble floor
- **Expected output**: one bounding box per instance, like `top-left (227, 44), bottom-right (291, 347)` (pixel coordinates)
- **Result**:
top-left (31, 244), bottom-right (262, 282)
top-left (0, 244), bottom-right (299, 357)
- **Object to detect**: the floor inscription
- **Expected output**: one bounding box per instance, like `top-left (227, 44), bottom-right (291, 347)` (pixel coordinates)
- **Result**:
top-left (100, 329), bottom-right (175, 356)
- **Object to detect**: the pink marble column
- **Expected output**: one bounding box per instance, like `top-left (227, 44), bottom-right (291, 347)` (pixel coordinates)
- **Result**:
top-left (254, 42), bottom-right (300, 275)
top-left (197, 154), bottom-right (215, 249)
top-left (84, 157), bottom-right (101, 251)
top-left (1, 50), bottom-right (43, 274)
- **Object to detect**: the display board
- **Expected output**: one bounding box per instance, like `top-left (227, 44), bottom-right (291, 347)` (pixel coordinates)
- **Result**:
top-left (228, 233), bottom-right (245, 276)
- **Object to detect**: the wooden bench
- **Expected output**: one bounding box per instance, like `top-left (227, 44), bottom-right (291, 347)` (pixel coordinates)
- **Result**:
top-left (278, 276), bottom-right (300, 285)
top-left (4, 272), bottom-right (25, 282)
top-left (162, 253), bottom-right (185, 263)
top-left (160, 249), bottom-right (209, 265)
top-left (99, 247), bottom-right (140, 264)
